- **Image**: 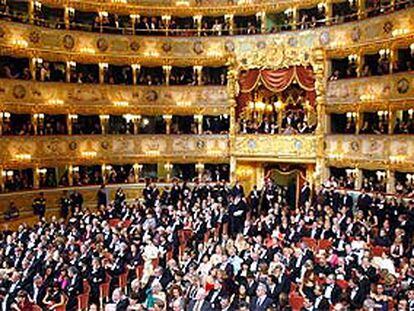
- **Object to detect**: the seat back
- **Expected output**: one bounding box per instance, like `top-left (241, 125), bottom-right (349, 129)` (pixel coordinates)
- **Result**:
top-left (77, 293), bottom-right (89, 310)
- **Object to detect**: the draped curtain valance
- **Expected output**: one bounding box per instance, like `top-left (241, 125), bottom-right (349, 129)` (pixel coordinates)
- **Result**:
top-left (236, 66), bottom-right (316, 118)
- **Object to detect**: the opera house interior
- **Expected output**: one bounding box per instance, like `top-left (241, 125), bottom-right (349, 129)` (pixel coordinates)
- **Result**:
top-left (0, 0), bottom-right (414, 310)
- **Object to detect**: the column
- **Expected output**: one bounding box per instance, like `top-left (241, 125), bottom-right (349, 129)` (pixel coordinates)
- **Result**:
top-left (194, 66), bottom-right (203, 86)
top-left (325, 1), bottom-right (333, 25)
top-left (357, 0), bottom-right (365, 19)
top-left (193, 15), bottom-right (202, 36)
top-left (256, 11), bottom-right (266, 33)
top-left (32, 113), bottom-right (44, 134)
top-left (230, 156), bottom-right (237, 184)
top-left (228, 99), bottom-right (237, 136)
top-left (131, 64), bottom-right (140, 85)
top-left (354, 167), bottom-right (362, 190)
top-left (130, 15), bottom-right (140, 35)
top-left (33, 166), bottom-right (40, 189)
top-left (355, 110), bottom-right (362, 134)
top-left (225, 14), bottom-right (234, 35)
top-left (28, 0), bottom-right (34, 24)
top-left (65, 61), bottom-right (73, 83)
top-left (386, 170), bottom-right (395, 193)
top-left (277, 107), bottom-right (284, 133)
top-left (30, 58), bottom-right (37, 81)
top-left (0, 166), bottom-right (4, 192)
top-left (163, 65), bottom-right (172, 86)
top-left (133, 115), bottom-right (141, 134)
top-left (195, 115), bottom-right (203, 134)
top-left (164, 162), bottom-right (173, 182)
top-left (64, 7), bottom-right (71, 29)
top-left (68, 164), bottom-right (73, 186)
top-left (356, 52), bottom-right (363, 77)
top-left (389, 48), bottom-right (396, 74)
top-left (163, 115), bottom-right (172, 134)
top-left (292, 7), bottom-right (298, 30)
top-left (101, 164), bottom-right (107, 184)
top-left (388, 110), bottom-right (395, 134)
top-left (161, 16), bottom-right (171, 35)
top-left (133, 163), bottom-right (142, 183)
top-left (99, 63), bottom-right (108, 84)
top-left (67, 114), bottom-right (74, 135)
top-left (196, 163), bottom-right (204, 180)
top-left (100, 115), bottom-right (110, 134)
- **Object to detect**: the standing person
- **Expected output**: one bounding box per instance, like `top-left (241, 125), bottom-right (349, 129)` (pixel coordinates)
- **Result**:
top-left (59, 190), bottom-right (72, 219)
top-left (32, 192), bottom-right (46, 219)
top-left (97, 184), bottom-right (108, 207)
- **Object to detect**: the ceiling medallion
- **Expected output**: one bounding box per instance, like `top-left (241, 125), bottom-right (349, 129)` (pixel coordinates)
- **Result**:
top-left (13, 85), bottom-right (26, 99)
top-left (397, 78), bottom-right (409, 94)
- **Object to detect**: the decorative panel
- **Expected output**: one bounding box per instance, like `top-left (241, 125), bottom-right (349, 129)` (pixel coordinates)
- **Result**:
top-left (326, 72), bottom-right (414, 111)
top-left (325, 135), bottom-right (414, 169)
top-left (0, 79), bottom-right (229, 115)
top-left (0, 135), bottom-right (230, 167)
top-left (234, 134), bottom-right (316, 161)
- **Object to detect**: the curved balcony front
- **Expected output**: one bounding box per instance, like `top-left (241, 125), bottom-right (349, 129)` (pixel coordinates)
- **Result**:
top-left (0, 79), bottom-right (229, 115)
top-left (0, 134), bottom-right (230, 168)
top-left (0, 8), bottom-right (412, 64)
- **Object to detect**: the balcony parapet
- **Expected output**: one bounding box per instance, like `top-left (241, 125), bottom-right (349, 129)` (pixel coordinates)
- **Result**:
top-left (325, 134), bottom-right (414, 170)
top-left (0, 79), bottom-right (229, 115)
top-left (0, 134), bottom-right (229, 167)
top-left (234, 134), bottom-right (317, 162)
top-left (326, 72), bottom-right (414, 112)
top-left (0, 8), bottom-right (412, 64)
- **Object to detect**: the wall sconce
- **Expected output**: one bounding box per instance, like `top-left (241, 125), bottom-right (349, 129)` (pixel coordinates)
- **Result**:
top-left (15, 154), bottom-right (31, 160)
top-left (81, 151), bottom-right (97, 158)
top-left (194, 114), bottom-right (203, 122)
top-left (317, 3), bottom-right (326, 11)
top-left (376, 171), bottom-right (386, 181)
top-left (0, 111), bottom-right (11, 120)
top-left (345, 168), bottom-right (357, 177)
top-left (163, 115), bottom-right (172, 121)
top-left (2, 170), bottom-right (14, 177)
top-left (161, 15), bottom-right (171, 22)
top-left (131, 63), bottom-right (141, 71)
top-left (222, 114), bottom-right (229, 119)
top-left (68, 61), bottom-right (76, 68)
top-left (34, 1), bottom-right (42, 10)
top-left (142, 118), bottom-right (150, 126)
top-left (130, 14), bottom-right (140, 21)
top-left (408, 109), bottom-right (414, 118)
top-left (11, 39), bottom-right (28, 48)
top-left (410, 43), bottom-right (414, 55)
top-left (99, 11), bottom-right (108, 18)
top-left (348, 54), bottom-right (358, 63)
top-left (195, 163), bottom-right (204, 172)
top-left (103, 164), bottom-right (112, 171)
top-left (67, 7), bottom-right (75, 17)
top-left (72, 166), bottom-right (79, 173)
top-left (68, 114), bottom-right (78, 121)
top-left (47, 99), bottom-right (64, 105)
top-left (33, 113), bottom-right (45, 121)
top-left (33, 58), bottom-right (43, 65)
top-left (113, 101), bottom-right (129, 107)
top-left (378, 49), bottom-right (390, 59)
top-left (406, 173), bottom-right (414, 183)
top-left (164, 163), bottom-right (173, 171)
top-left (224, 14), bottom-right (234, 21)
top-left (99, 114), bottom-right (110, 121)
top-left (348, 0), bottom-right (356, 6)
top-left (255, 11), bottom-right (265, 20)
top-left (37, 168), bottom-right (47, 175)
top-left (123, 114), bottom-right (141, 123)
top-left (133, 163), bottom-right (143, 171)
top-left (284, 8), bottom-right (293, 15)
top-left (99, 63), bottom-right (109, 70)
top-left (346, 112), bottom-right (357, 120)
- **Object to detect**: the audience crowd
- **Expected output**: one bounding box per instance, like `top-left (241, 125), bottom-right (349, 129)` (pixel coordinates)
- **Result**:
top-left (0, 177), bottom-right (413, 310)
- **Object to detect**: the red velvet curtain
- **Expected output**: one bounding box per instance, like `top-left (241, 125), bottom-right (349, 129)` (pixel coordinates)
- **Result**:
top-left (237, 66), bottom-right (316, 118)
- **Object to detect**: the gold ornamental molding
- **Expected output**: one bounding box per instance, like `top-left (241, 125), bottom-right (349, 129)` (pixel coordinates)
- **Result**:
top-left (325, 134), bottom-right (414, 171)
top-left (233, 134), bottom-right (317, 162)
top-left (326, 72), bottom-right (414, 113)
top-left (37, 0), bottom-right (340, 17)
top-left (0, 134), bottom-right (230, 168)
top-left (0, 8), bottom-right (413, 65)
top-left (0, 79), bottom-right (229, 115)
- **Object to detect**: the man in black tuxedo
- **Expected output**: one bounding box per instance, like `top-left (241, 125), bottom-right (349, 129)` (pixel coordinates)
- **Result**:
top-left (269, 266), bottom-right (290, 304)
top-left (300, 182), bottom-right (311, 206)
top-left (32, 192), bottom-right (46, 219)
top-left (357, 189), bottom-right (372, 217)
top-left (25, 275), bottom-right (46, 307)
top-left (342, 190), bottom-right (354, 208)
top-left (66, 267), bottom-right (84, 311)
top-left (249, 283), bottom-right (272, 311)
top-left (323, 274), bottom-right (341, 305)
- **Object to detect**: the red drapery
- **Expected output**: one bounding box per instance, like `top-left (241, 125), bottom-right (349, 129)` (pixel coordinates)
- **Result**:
top-left (237, 66), bottom-right (316, 118)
